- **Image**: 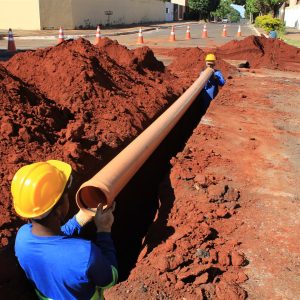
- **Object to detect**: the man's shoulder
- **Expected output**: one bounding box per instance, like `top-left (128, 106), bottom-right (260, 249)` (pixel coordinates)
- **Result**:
top-left (16, 223), bottom-right (31, 239)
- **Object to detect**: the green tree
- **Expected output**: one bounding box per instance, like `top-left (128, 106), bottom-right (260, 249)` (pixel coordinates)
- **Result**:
top-left (232, 0), bottom-right (246, 5)
top-left (230, 7), bottom-right (242, 22)
top-left (246, 0), bottom-right (284, 19)
top-left (189, 0), bottom-right (220, 20)
top-left (212, 0), bottom-right (241, 21)
top-left (212, 0), bottom-right (233, 20)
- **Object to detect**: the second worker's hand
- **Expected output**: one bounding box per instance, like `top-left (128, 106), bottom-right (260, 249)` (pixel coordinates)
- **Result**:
top-left (94, 202), bottom-right (116, 233)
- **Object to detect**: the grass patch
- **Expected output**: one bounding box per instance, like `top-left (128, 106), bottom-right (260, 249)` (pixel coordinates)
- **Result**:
top-left (283, 38), bottom-right (300, 48)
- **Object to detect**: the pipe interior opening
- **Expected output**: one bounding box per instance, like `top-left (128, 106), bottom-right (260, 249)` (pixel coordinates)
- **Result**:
top-left (78, 186), bottom-right (107, 212)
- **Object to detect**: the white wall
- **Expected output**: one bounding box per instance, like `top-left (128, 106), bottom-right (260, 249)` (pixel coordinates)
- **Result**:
top-left (0, 0), bottom-right (41, 30)
top-left (289, 0), bottom-right (298, 6)
top-left (285, 5), bottom-right (300, 29)
top-left (165, 2), bottom-right (174, 22)
top-left (39, 0), bottom-right (74, 29)
top-left (71, 0), bottom-right (165, 28)
top-left (0, 0), bottom-right (165, 30)
top-left (171, 0), bottom-right (186, 6)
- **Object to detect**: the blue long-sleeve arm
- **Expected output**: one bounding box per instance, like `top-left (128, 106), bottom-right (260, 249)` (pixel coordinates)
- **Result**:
top-left (214, 70), bottom-right (226, 86)
top-left (61, 216), bottom-right (82, 236)
top-left (87, 232), bottom-right (118, 288)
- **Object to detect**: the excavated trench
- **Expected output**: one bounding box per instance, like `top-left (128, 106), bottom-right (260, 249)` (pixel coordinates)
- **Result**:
top-left (0, 84), bottom-right (210, 300)
top-left (1, 35), bottom-right (299, 299)
top-left (110, 95), bottom-right (209, 281)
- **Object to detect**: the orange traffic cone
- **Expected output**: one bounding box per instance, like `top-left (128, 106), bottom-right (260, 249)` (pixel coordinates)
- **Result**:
top-left (57, 27), bottom-right (65, 44)
top-left (185, 25), bottom-right (191, 40)
top-left (169, 26), bottom-right (176, 42)
top-left (237, 25), bottom-right (242, 37)
top-left (95, 25), bottom-right (102, 45)
top-left (222, 24), bottom-right (227, 37)
top-left (7, 28), bottom-right (16, 52)
top-left (137, 27), bottom-right (144, 44)
top-left (202, 24), bottom-right (208, 38)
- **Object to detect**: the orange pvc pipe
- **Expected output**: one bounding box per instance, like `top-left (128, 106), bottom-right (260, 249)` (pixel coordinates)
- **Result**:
top-left (76, 67), bottom-right (214, 215)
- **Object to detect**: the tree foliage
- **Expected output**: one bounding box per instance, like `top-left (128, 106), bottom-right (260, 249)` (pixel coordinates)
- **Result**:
top-left (212, 0), bottom-right (241, 21)
top-left (232, 0), bottom-right (246, 5)
top-left (212, 0), bottom-right (233, 19)
top-left (189, 0), bottom-right (220, 20)
top-left (246, 0), bottom-right (284, 16)
top-left (255, 14), bottom-right (284, 32)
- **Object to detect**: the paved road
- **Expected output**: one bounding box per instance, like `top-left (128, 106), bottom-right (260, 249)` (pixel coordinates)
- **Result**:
top-left (0, 22), bottom-right (257, 52)
top-left (117, 23), bottom-right (256, 49)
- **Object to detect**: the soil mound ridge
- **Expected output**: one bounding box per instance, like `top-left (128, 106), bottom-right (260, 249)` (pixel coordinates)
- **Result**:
top-left (1, 38), bottom-right (184, 246)
top-left (5, 38), bottom-right (183, 161)
top-left (96, 38), bottom-right (164, 72)
top-left (0, 64), bottom-right (70, 245)
top-left (217, 35), bottom-right (300, 71)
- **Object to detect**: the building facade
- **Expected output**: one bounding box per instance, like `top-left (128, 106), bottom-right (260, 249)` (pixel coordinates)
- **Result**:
top-left (171, 0), bottom-right (188, 20)
top-left (0, 0), bottom-right (165, 30)
top-left (285, 0), bottom-right (300, 29)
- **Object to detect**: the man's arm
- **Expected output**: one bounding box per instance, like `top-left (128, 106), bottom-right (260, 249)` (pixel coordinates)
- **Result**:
top-left (61, 210), bottom-right (93, 236)
top-left (87, 233), bottom-right (118, 288)
top-left (214, 70), bottom-right (226, 86)
top-left (87, 203), bottom-right (118, 288)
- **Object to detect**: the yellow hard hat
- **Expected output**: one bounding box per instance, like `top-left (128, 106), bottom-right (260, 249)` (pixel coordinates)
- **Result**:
top-left (205, 53), bottom-right (216, 62)
top-left (11, 160), bottom-right (72, 219)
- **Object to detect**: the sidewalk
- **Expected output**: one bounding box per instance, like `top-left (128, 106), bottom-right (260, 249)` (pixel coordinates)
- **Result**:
top-left (0, 21), bottom-right (199, 40)
top-left (250, 25), bottom-right (300, 47)
top-left (284, 28), bottom-right (300, 41)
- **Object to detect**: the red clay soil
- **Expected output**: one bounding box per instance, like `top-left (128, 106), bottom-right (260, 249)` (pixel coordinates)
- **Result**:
top-left (216, 35), bottom-right (300, 71)
top-left (0, 38), bottom-right (187, 247)
top-left (0, 64), bottom-right (70, 245)
top-left (106, 148), bottom-right (247, 299)
top-left (105, 68), bottom-right (300, 300)
top-left (1, 36), bottom-right (299, 299)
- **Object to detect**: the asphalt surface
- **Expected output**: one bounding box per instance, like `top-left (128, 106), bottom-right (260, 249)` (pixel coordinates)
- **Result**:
top-left (0, 22), bottom-right (257, 51)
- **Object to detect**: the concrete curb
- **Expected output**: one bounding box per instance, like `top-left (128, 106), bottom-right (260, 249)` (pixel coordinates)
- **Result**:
top-left (3, 28), bottom-right (156, 41)
top-left (1, 21), bottom-right (201, 40)
top-left (251, 25), bottom-right (261, 36)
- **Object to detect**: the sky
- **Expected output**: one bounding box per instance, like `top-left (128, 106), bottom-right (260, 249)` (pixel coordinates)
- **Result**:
top-left (231, 4), bottom-right (246, 18)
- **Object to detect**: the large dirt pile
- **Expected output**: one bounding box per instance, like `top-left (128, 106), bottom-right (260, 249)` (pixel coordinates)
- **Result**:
top-left (1, 38), bottom-right (185, 249)
top-left (217, 35), bottom-right (300, 71)
top-left (5, 38), bottom-right (183, 174)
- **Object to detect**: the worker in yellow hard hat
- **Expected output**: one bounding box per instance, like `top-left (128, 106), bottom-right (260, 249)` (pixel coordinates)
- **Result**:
top-left (200, 53), bottom-right (226, 110)
top-left (12, 160), bottom-right (118, 300)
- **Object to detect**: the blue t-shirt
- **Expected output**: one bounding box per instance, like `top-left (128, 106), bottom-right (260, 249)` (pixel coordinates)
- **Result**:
top-left (15, 216), bottom-right (118, 300)
top-left (200, 70), bottom-right (225, 105)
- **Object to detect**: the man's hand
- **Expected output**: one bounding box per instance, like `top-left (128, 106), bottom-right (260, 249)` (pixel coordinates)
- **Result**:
top-left (76, 209), bottom-right (93, 227)
top-left (94, 202), bottom-right (116, 233)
